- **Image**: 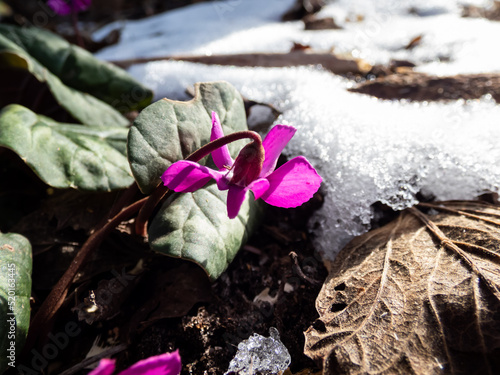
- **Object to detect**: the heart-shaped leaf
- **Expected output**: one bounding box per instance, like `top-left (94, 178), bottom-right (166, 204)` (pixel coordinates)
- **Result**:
top-left (128, 81), bottom-right (248, 194)
top-left (148, 184), bottom-right (263, 281)
top-left (305, 201), bottom-right (500, 374)
top-left (0, 104), bottom-right (133, 191)
top-left (0, 31), bottom-right (128, 128)
top-left (0, 232), bottom-right (32, 374)
top-left (0, 24), bottom-right (153, 112)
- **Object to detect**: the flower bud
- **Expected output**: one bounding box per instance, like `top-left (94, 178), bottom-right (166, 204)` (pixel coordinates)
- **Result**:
top-left (230, 140), bottom-right (265, 186)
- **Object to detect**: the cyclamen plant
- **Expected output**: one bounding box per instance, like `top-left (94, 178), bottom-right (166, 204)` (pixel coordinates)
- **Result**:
top-left (89, 351), bottom-right (181, 375)
top-left (24, 105), bottom-right (322, 350)
top-left (162, 112), bottom-right (322, 218)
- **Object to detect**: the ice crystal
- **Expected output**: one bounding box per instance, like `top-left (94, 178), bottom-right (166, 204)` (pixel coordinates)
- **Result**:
top-left (225, 328), bottom-right (291, 375)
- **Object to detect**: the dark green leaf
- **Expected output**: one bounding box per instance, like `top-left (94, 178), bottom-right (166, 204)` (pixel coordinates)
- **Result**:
top-left (128, 81), bottom-right (248, 194)
top-left (0, 31), bottom-right (128, 127)
top-left (0, 24), bottom-right (152, 112)
top-left (0, 232), bottom-right (32, 373)
top-left (0, 104), bottom-right (133, 191)
top-left (149, 184), bottom-right (263, 280)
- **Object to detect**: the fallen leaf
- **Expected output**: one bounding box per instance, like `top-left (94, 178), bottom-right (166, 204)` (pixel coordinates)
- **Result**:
top-left (305, 201), bottom-right (500, 374)
top-left (111, 51), bottom-right (371, 75)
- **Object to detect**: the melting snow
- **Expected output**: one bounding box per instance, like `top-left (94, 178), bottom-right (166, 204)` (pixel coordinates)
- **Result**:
top-left (96, 0), bottom-right (500, 260)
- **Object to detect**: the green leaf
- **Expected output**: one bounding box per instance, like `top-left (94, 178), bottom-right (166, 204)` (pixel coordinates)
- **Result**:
top-left (149, 184), bottom-right (263, 281)
top-left (128, 81), bottom-right (248, 194)
top-left (0, 24), bottom-right (152, 112)
top-left (133, 81), bottom-right (262, 279)
top-left (0, 104), bottom-right (133, 191)
top-left (0, 30), bottom-right (128, 128)
top-left (0, 232), bottom-right (32, 374)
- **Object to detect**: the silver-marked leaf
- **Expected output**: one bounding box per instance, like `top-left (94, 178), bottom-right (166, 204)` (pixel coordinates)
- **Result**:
top-left (305, 201), bottom-right (500, 374)
top-left (128, 81), bottom-right (247, 194)
top-left (0, 24), bottom-right (152, 112)
top-left (0, 31), bottom-right (128, 128)
top-left (0, 104), bottom-right (133, 191)
top-left (148, 184), bottom-right (263, 281)
top-left (0, 232), bottom-right (32, 374)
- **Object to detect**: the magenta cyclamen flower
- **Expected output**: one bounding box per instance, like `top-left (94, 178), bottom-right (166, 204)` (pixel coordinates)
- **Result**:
top-left (48, 0), bottom-right (91, 15)
top-left (89, 351), bottom-right (181, 375)
top-left (161, 112), bottom-right (322, 219)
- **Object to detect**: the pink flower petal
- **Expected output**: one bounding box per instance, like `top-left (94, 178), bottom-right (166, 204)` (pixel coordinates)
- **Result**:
top-left (247, 178), bottom-right (270, 200)
top-left (88, 359), bottom-right (116, 375)
top-left (161, 161), bottom-right (225, 192)
top-left (48, 0), bottom-right (90, 15)
top-left (210, 111), bottom-right (233, 170)
top-left (227, 185), bottom-right (247, 219)
top-left (118, 351), bottom-right (181, 375)
top-left (261, 156), bottom-right (322, 208)
top-left (75, 0), bottom-right (91, 12)
top-left (260, 125), bottom-right (296, 178)
top-left (48, 0), bottom-right (72, 15)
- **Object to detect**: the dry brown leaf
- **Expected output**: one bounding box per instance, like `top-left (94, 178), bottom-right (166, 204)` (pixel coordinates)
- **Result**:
top-left (110, 50), bottom-right (371, 75)
top-left (304, 201), bottom-right (500, 374)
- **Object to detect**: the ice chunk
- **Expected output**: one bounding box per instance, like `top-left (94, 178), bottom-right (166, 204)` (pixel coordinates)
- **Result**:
top-left (225, 327), bottom-right (291, 375)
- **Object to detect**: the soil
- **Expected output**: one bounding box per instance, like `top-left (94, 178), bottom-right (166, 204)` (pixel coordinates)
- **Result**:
top-left (127, 193), bottom-right (327, 374)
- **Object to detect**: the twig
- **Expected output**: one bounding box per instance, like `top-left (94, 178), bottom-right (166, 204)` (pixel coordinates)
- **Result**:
top-left (289, 251), bottom-right (321, 285)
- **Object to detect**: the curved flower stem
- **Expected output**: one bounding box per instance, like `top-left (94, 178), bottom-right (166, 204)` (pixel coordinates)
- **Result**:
top-left (134, 130), bottom-right (262, 236)
top-left (186, 130), bottom-right (262, 162)
top-left (23, 196), bottom-right (147, 358)
top-left (135, 184), bottom-right (169, 236)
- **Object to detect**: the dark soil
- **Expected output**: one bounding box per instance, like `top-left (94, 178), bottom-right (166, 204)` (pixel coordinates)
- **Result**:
top-left (127, 193), bottom-right (327, 374)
